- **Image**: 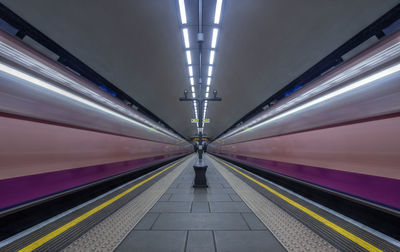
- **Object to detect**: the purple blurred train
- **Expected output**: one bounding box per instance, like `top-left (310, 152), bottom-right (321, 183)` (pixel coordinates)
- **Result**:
top-left (0, 31), bottom-right (192, 211)
top-left (209, 30), bottom-right (400, 211)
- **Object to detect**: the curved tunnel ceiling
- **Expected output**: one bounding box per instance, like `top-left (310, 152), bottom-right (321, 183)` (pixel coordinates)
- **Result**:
top-left (1, 0), bottom-right (398, 139)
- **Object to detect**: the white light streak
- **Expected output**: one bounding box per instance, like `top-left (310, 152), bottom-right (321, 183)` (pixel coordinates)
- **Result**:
top-left (206, 92), bottom-right (209, 98)
top-left (214, 0), bottom-right (223, 24)
top-left (0, 63), bottom-right (160, 133)
top-left (249, 63), bottom-right (400, 132)
top-left (182, 28), bottom-right (190, 48)
top-left (208, 66), bottom-right (213, 76)
top-left (186, 50), bottom-right (192, 65)
top-left (190, 77), bottom-right (194, 85)
top-left (211, 28), bottom-right (219, 48)
top-left (188, 66), bottom-right (193, 76)
top-left (209, 50), bottom-right (215, 65)
top-left (207, 77), bottom-right (211, 85)
top-left (178, 0), bottom-right (187, 24)
top-left (206, 86), bottom-right (210, 92)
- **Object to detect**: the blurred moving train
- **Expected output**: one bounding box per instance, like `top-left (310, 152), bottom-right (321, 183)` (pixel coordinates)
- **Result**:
top-left (209, 30), bottom-right (400, 211)
top-left (0, 30), bottom-right (192, 211)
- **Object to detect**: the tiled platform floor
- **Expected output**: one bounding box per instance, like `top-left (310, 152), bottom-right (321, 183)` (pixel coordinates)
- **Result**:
top-left (116, 157), bottom-right (285, 252)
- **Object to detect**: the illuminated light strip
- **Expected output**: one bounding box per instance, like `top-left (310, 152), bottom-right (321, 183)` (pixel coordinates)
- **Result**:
top-left (208, 66), bottom-right (213, 76)
top-left (182, 28), bottom-right (190, 48)
top-left (207, 77), bottom-right (211, 85)
top-left (214, 157), bottom-right (383, 252)
top-left (18, 158), bottom-right (186, 252)
top-left (223, 62), bottom-right (400, 138)
top-left (0, 62), bottom-right (168, 135)
top-left (188, 66), bottom-right (193, 76)
top-left (186, 50), bottom-right (192, 65)
top-left (214, 0), bottom-right (223, 24)
top-left (211, 28), bottom-right (219, 49)
top-left (190, 77), bottom-right (194, 85)
top-left (209, 50), bottom-right (215, 65)
top-left (178, 0), bottom-right (187, 24)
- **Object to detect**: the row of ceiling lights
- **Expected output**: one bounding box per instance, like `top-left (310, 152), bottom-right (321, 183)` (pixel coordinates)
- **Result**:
top-left (178, 0), bottom-right (223, 132)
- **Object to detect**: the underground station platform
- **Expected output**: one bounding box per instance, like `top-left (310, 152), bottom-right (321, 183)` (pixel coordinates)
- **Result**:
top-left (0, 154), bottom-right (398, 252)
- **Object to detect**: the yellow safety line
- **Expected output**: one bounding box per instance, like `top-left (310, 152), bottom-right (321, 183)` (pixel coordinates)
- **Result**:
top-left (214, 157), bottom-right (382, 252)
top-left (19, 158), bottom-right (185, 252)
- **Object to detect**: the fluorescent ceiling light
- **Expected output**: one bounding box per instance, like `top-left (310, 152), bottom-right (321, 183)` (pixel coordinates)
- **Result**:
top-left (190, 77), bottom-right (194, 85)
top-left (207, 77), bottom-right (211, 85)
top-left (178, 0), bottom-right (187, 24)
top-left (211, 28), bottom-right (219, 48)
top-left (188, 66), bottom-right (193, 76)
top-left (206, 92), bottom-right (209, 98)
top-left (214, 0), bottom-right (223, 24)
top-left (183, 28), bottom-right (190, 48)
top-left (209, 50), bottom-right (215, 65)
top-left (186, 50), bottom-right (192, 65)
top-left (208, 66), bottom-right (213, 76)
top-left (248, 62), bottom-right (400, 132)
top-left (206, 86), bottom-right (210, 92)
top-left (191, 86), bottom-right (195, 92)
top-left (192, 92), bottom-right (195, 98)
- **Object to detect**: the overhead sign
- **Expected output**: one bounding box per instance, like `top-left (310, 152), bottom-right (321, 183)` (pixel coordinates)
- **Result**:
top-left (191, 119), bottom-right (210, 123)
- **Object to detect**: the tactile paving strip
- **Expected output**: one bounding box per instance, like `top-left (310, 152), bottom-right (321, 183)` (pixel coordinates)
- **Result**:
top-left (63, 155), bottom-right (195, 251)
top-left (208, 156), bottom-right (338, 252)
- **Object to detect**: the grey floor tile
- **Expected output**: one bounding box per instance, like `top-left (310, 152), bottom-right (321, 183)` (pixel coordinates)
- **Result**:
top-left (186, 231), bottom-right (215, 252)
top-left (177, 183), bottom-right (194, 188)
top-left (152, 213), bottom-right (249, 230)
top-left (158, 193), bottom-right (172, 201)
top-left (169, 182), bottom-right (180, 188)
top-left (222, 188), bottom-right (236, 194)
top-left (134, 213), bottom-right (160, 230)
top-left (169, 193), bottom-right (232, 202)
top-left (229, 193), bottom-right (242, 201)
top-left (116, 231), bottom-right (187, 252)
top-left (209, 202), bottom-right (252, 212)
top-left (166, 188), bottom-right (194, 194)
top-left (214, 231), bottom-right (286, 252)
top-left (169, 193), bottom-right (195, 201)
top-left (207, 183), bottom-right (224, 189)
top-left (241, 213), bottom-right (267, 230)
top-left (191, 201), bottom-right (210, 213)
top-left (149, 201), bottom-right (192, 212)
